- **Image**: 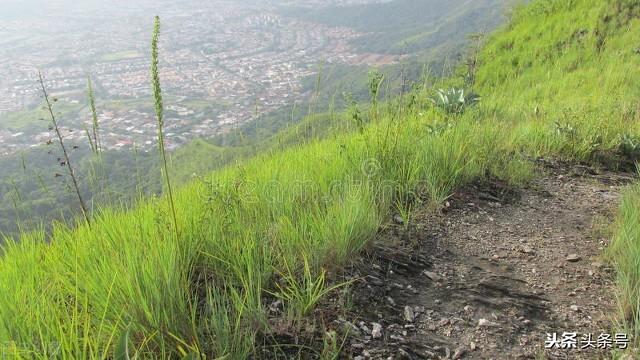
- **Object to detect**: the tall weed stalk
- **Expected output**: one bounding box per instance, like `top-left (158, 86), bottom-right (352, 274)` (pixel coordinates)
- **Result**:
top-left (151, 16), bottom-right (179, 236)
top-left (38, 71), bottom-right (91, 226)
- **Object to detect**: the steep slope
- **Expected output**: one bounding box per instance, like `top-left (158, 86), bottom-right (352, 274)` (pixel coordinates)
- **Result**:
top-left (473, 0), bottom-right (640, 163)
top-left (338, 163), bottom-right (628, 360)
top-left (0, 0), bottom-right (510, 236)
top-left (0, 0), bottom-right (639, 359)
top-left (283, 0), bottom-right (506, 56)
top-left (336, 1), bottom-right (640, 357)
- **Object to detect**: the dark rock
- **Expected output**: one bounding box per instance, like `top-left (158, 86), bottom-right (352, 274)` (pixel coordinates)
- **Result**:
top-left (423, 271), bottom-right (442, 282)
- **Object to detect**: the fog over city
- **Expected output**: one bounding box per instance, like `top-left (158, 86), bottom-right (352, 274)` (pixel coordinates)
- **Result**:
top-left (0, 0), bottom-right (418, 155)
top-left (0, 0), bottom-right (505, 234)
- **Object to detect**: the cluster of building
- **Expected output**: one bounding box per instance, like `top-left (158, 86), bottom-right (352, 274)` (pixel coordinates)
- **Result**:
top-left (0, 0), bottom-right (402, 156)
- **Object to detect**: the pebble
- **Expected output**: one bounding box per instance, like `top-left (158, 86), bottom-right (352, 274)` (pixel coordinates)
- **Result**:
top-left (521, 246), bottom-right (535, 254)
top-left (268, 300), bottom-right (283, 313)
top-left (566, 254), bottom-right (581, 262)
top-left (396, 349), bottom-right (411, 359)
top-left (423, 271), bottom-right (442, 282)
top-left (478, 318), bottom-right (498, 327)
top-left (366, 275), bottom-right (384, 286)
top-left (404, 306), bottom-right (416, 322)
top-left (453, 346), bottom-right (467, 359)
top-left (371, 323), bottom-right (383, 339)
top-left (387, 296), bottom-right (396, 306)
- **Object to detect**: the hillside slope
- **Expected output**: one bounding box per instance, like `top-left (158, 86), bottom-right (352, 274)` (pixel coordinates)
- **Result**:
top-left (338, 163), bottom-right (629, 359)
top-left (283, 0), bottom-right (506, 56)
top-left (0, 0), bottom-right (509, 236)
top-left (0, 0), bottom-right (639, 358)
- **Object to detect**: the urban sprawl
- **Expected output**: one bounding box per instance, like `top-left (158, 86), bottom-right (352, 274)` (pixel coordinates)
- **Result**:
top-left (0, 1), bottom-right (401, 155)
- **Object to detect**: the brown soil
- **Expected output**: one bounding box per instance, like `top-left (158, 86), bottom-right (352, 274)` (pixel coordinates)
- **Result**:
top-left (258, 163), bottom-right (636, 359)
top-left (329, 164), bottom-right (636, 360)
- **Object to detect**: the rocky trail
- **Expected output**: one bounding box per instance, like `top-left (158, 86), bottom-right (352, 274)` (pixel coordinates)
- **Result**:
top-left (329, 163), bottom-right (636, 360)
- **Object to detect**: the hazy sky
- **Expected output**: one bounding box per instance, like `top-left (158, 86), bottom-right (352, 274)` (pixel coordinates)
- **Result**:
top-left (0, 0), bottom-right (181, 19)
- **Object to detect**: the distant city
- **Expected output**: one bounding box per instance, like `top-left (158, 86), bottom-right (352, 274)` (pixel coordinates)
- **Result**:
top-left (0, 0), bottom-right (401, 155)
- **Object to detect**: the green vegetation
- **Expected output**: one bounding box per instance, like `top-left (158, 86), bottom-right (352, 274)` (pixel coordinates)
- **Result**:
top-left (0, 147), bottom-right (161, 235)
top-left (0, 96), bottom-right (529, 358)
top-left (103, 98), bottom-right (153, 112)
top-left (37, 71), bottom-right (91, 225)
top-left (610, 181), bottom-right (640, 348)
top-left (1, 0), bottom-right (639, 358)
top-left (283, 0), bottom-right (505, 57)
top-left (471, 0), bottom-right (640, 165)
top-left (477, 1), bottom-right (640, 352)
top-left (168, 139), bottom-right (250, 184)
top-left (0, 100), bottom-right (83, 131)
top-left (86, 76), bottom-right (102, 155)
top-left (431, 87), bottom-right (480, 114)
top-left (151, 16), bottom-right (178, 237)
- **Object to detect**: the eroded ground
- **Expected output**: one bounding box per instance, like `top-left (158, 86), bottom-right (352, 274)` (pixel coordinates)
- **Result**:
top-left (259, 164), bottom-right (636, 359)
top-left (333, 164), bottom-right (634, 360)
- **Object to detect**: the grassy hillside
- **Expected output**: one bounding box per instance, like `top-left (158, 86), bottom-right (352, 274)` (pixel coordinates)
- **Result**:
top-left (474, 0), bottom-right (640, 347)
top-left (1, 0), bottom-right (640, 358)
top-left (0, 0), bottom-right (508, 235)
top-left (283, 0), bottom-right (505, 56)
top-left (473, 0), bottom-right (640, 163)
top-left (0, 146), bottom-right (162, 235)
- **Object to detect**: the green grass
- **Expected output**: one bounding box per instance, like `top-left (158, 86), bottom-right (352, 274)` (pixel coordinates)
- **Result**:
top-left (0, 100), bottom-right (84, 131)
top-left (609, 180), bottom-right (640, 348)
top-left (1, 0), bottom-right (640, 358)
top-left (0, 101), bottom-right (530, 358)
top-left (472, 0), bottom-right (640, 162)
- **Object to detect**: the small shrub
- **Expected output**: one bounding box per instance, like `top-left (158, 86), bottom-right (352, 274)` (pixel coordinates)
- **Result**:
top-left (619, 133), bottom-right (640, 160)
top-left (270, 257), bottom-right (351, 321)
top-left (430, 88), bottom-right (480, 114)
top-left (343, 92), bottom-right (365, 133)
top-left (553, 121), bottom-right (577, 139)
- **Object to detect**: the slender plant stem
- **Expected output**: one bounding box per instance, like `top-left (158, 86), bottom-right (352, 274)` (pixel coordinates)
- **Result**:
top-left (87, 76), bottom-right (101, 155)
top-left (84, 123), bottom-right (96, 154)
top-left (151, 16), bottom-right (179, 236)
top-left (38, 71), bottom-right (91, 226)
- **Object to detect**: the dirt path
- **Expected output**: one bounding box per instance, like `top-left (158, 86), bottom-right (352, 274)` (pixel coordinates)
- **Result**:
top-left (336, 164), bottom-right (635, 359)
